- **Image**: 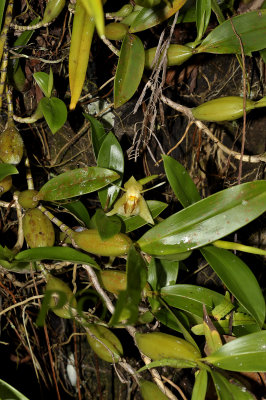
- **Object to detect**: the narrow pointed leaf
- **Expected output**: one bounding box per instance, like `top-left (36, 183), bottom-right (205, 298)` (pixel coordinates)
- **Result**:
top-left (201, 246), bottom-right (265, 327)
top-left (0, 378), bottom-right (30, 400)
top-left (37, 167), bottom-right (119, 201)
top-left (84, 114), bottom-right (107, 159)
top-left (80, 0), bottom-right (105, 38)
top-left (39, 97), bottom-right (67, 134)
top-left (196, 0), bottom-right (211, 42)
top-left (204, 331), bottom-right (266, 372)
top-left (138, 181), bottom-right (266, 256)
top-left (211, 371), bottom-right (256, 400)
top-left (97, 132), bottom-right (124, 208)
top-left (197, 10), bottom-right (266, 55)
top-left (63, 200), bottom-right (91, 228)
top-left (161, 284), bottom-right (226, 318)
top-left (0, 163), bottom-right (18, 180)
top-left (15, 246), bottom-right (99, 269)
top-left (191, 369), bottom-right (208, 400)
top-left (110, 245), bottom-right (147, 325)
top-left (69, 0), bottom-right (95, 110)
top-left (0, 0), bottom-right (6, 29)
top-left (129, 0), bottom-right (187, 32)
top-left (114, 33), bottom-right (145, 108)
top-left (163, 155), bottom-right (201, 207)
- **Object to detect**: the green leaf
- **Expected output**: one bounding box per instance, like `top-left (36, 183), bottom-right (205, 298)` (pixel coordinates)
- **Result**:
top-left (197, 10), bottom-right (266, 55)
top-left (110, 245), bottom-right (147, 325)
top-left (121, 200), bottom-right (167, 232)
top-left (39, 97), bottom-right (67, 134)
top-left (260, 48), bottom-right (266, 63)
top-left (94, 209), bottom-right (122, 240)
top-left (0, 259), bottom-right (31, 273)
top-left (14, 246), bottom-right (99, 269)
top-left (114, 33), bottom-right (145, 108)
top-left (33, 72), bottom-right (51, 98)
top-left (211, 371), bottom-right (256, 400)
top-left (138, 181), bottom-right (266, 256)
top-left (84, 114), bottom-right (107, 159)
top-left (201, 246), bottom-right (265, 327)
top-left (138, 358), bottom-right (197, 372)
top-left (163, 155), bottom-right (201, 207)
top-left (196, 0), bottom-right (211, 43)
top-left (148, 256), bottom-right (179, 312)
top-left (0, 163), bottom-right (18, 181)
top-left (148, 257), bottom-right (179, 289)
top-left (204, 331), bottom-right (266, 372)
top-left (0, 378), bottom-right (30, 400)
top-left (129, 0), bottom-right (187, 32)
top-left (10, 17), bottom-right (40, 73)
top-left (191, 369), bottom-right (208, 400)
top-left (0, 0), bottom-right (6, 30)
top-left (97, 132), bottom-right (124, 208)
top-left (37, 167), bottom-right (120, 201)
top-left (161, 284), bottom-right (226, 318)
top-left (63, 200), bottom-right (91, 228)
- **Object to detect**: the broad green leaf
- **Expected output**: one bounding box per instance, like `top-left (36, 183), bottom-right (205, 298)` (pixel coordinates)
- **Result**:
top-left (204, 331), bottom-right (266, 372)
top-left (161, 284), bottom-right (226, 318)
top-left (191, 369), bottom-right (208, 400)
top-left (97, 132), bottom-right (124, 208)
top-left (121, 200), bottom-right (167, 232)
top-left (14, 246), bottom-right (99, 269)
top-left (129, 0), bottom-right (187, 32)
top-left (33, 71), bottom-right (51, 98)
top-left (154, 308), bottom-right (202, 333)
top-left (63, 200), bottom-right (91, 228)
top-left (114, 33), bottom-right (145, 108)
top-left (0, 378), bottom-right (30, 400)
top-left (94, 209), bottom-right (122, 240)
top-left (197, 10), bottom-right (266, 55)
top-left (0, 163), bottom-right (18, 181)
top-left (195, 0), bottom-right (211, 43)
top-left (110, 245), bottom-right (147, 325)
top-left (138, 358), bottom-right (197, 372)
top-left (138, 181), bottom-right (266, 256)
top-left (203, 314), bottom-right (223, 354)
top-left (80, 0), bottom-right (105, 38)
top-left (201, 246), bottom-right (265, 327)
top-left (163, 155), bottom-right (201, 207)
top-left (84, 114), bottom-right (107, 159)
top-left (37, 167), bottom-right (119, 201)
top-left (39, 97), bottom-right (67, 134)
top-left (211, 371), bottom-right (256, 400)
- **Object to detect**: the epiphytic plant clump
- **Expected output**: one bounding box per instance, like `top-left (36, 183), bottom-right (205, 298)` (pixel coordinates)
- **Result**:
top-left (0, 0), bottom-right (265, 399)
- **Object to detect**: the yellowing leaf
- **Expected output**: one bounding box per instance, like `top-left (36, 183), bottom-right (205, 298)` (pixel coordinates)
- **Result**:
top-left (69, 0), bottom-right (95, 110)
top-left (80, 0), bottom-right (105, 38)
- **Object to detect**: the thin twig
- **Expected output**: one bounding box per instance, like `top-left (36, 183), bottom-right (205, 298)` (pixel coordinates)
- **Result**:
top-left (160, 95), bottom-right (266, 163)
